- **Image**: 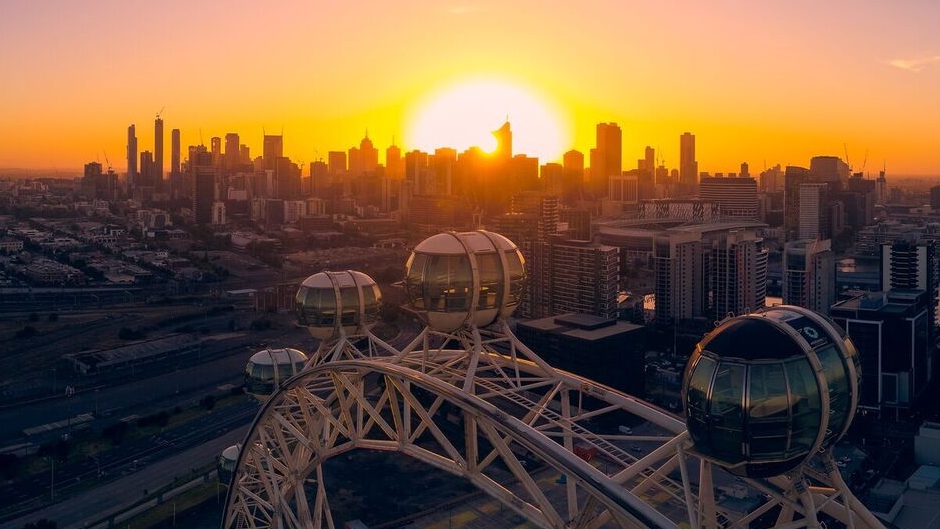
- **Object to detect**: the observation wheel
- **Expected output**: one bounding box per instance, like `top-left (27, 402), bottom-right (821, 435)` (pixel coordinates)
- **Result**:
top-left (222, 232), bottom-right (884, 529)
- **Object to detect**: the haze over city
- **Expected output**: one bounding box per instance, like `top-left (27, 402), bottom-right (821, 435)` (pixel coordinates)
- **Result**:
top-left (6, 2), bottom-right (940, 529)
top-left (3, 1), bottom-right (940, 175)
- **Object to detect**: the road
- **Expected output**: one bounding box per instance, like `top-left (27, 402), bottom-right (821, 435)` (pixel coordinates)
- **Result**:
top-left (0, 426), bottom-right (248, 529)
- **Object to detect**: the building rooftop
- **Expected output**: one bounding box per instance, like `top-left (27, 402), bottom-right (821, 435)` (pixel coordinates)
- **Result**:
top-left (518, 314), bottom-right (643, 341)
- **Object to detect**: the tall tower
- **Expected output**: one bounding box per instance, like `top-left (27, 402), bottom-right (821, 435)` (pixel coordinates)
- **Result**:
top-left (154, 116), bottom-right (164, 186)
top-left (385, 141), bottom-right (402, 179)
top-left (225, 133), bottom-right (240, 173)
top-left (170, 128), bottom-right (181, 197)
top-left (126, 124), bottom-right (137, 187)
top-left (192, 149), bottom-right (215, 225)
top-left (263, 135), bottom-right (284, 171)
top-left (170, 129), bottom-right (180, 175)
top-left (358, 133), bottom-right (378, 175)
top-left (492, 120), bottom-right (512, 161)
top-left (589, 122), bottom-right (622, 198)
top-left (679, 132), bottom-right (697, 187)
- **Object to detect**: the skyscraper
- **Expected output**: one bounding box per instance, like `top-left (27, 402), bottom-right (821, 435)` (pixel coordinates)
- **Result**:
top-left (263, 135), bottom-right (283, 171)
top-left (385, 142), bottom-right (402, 179)
top-left (170, 129), bottom-right (181, 175)
top-left (170, 128), bottom-right (181, 197)
top-left (225, 133), bottom-right (240, 173)
top-left (327, 151), bottom-right (346, 175)
top-left (798, 183), bottom-right (829, 240)
top-left (358, 133), bottom-right (378, 175)
top-left (653, 226), bottom-right (767, 324)
top-left (154, 116), bottom-right (164, 185)
top-left (211, 137), bottom-right (222, 167)
top-left (525, 237), bottom-right (620, 319)
top-left (783, 239), bottom-right (835, 315)
top-left (783, 165), bottom-right (811, 239)
top-left (492, 120), bottom-right (512, 161)
top-left (192, 149), bottom-right (215, 225)
top-left (712, 229), bottom-right (768, 319)
top-left (126, 124), bottom-right (137, 187)
top-left (589, 122), bottom-right (622, 198)
top-left (679, 132), bottom-right (697, 187)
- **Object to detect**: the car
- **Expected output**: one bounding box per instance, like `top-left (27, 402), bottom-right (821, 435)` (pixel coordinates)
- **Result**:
top-left (630, 445), bottom-right (642, 453)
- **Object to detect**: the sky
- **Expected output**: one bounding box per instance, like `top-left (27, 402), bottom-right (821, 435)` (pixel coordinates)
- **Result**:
top-left (2, 0), bottom-right (940, 176)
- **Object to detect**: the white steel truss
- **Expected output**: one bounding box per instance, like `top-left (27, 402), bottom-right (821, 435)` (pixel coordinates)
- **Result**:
top-left (223, 322), bottom-right (885, 529)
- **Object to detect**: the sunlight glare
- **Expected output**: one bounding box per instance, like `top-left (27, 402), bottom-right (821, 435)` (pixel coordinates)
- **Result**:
top-left (406, 80), bottom-right (568, 162)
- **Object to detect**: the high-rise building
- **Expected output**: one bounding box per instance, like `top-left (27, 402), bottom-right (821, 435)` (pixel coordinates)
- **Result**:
top-left (653, 226), bottom-right (767, 324)
top-left (526, 238), bottom-right (620, 319)
top-left (798, 183), bottom-right (829, 240)
top-left (154, 117), bottom-right (164, 185)
top-left (405, 150), bottom-right (430, 194)
top-left (225, 133), bottom-right (240, 173)
top-left (386, 142), bottom-right (402, 179)
top-left (698, 176), bottom-right (758, 220)
top-left (654, 232), bottom-right (709, 325)
top-left (126, 124), bottom-right (137, 187)
top-left (589, 122), bottom-right (621, 198)
top-left (783, 239), bottom-right (835, 315)
top-left (783, 166), bottom-right (810, 239)
top-left (607, 174), bottom-right (638, 204)
top-left (309, 160), bottom-right (328, 197)
top-left (832, 290), bottom-right (933, 413)
top-left (327, 151), bottom-right (346, 175)
top-left (492, 120), bottom-right (512, 161)
top-left (170, 129), bottom-right (181, 176)
top-left (930, 185), bottom-right (940, 211)
top-left (809, 155), bottom-right (850, 186)
top-left (712, 229), bottom-right (768, 319)
top-left (760, 164), bottom-right (782, 192)
top-left (210, 137), bottom-right (222, 168)
top-left (263, 135), bottom-right (283, 171)
top-left (679, 132), bottom-right (697, 187)
top-left (192, 149), bottom-right (216, 225)
top-left (357, 133), bottom-right (378, 175)
top-left (139, 151), bottom-right (154, 188)
top-left (540, 163), bottom-right (563, 196)
top-left (430, 148), bottom-right (457, 195)
top-left (637, 146), bottom-right (656, 200)
top-left (510, 192), bottom-right (559, 241)
top-left (82, 161), bottom-right (102, 198)
top-left (881, 240), bottom-right (938, 293)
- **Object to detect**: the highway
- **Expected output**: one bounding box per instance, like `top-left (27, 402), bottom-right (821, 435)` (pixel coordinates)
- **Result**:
top-left (0, 425), bottom-right (249, 529)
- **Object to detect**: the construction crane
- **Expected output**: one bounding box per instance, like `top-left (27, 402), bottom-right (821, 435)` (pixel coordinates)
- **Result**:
top-left (156, 106), bottom-right (165, 119)
top-left (103, 151), bottom-right (112, 172)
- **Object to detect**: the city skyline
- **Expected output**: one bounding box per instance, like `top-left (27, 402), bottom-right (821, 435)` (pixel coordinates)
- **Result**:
top-left (3, 1), bottom-right (940, 176)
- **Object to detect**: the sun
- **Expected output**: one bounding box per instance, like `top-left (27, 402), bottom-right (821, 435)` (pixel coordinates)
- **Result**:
top-left (406, 79), bottom-right (568, 162)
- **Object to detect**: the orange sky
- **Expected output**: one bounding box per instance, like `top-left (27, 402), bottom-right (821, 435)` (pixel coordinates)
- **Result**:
top-left (3, 1), bottom-right (940, 176)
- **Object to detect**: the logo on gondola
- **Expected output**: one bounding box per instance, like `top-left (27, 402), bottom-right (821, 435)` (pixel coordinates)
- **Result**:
top-left (800, 326), bottom-right (819, 340)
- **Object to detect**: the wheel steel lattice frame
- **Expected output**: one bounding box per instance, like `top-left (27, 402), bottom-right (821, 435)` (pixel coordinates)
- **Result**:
top-left (223, 322), bottom-right (885, 529)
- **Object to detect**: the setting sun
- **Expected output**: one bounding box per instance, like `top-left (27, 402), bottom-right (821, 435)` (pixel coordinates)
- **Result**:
top-left (406, 79), bottom-right (569, 162)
